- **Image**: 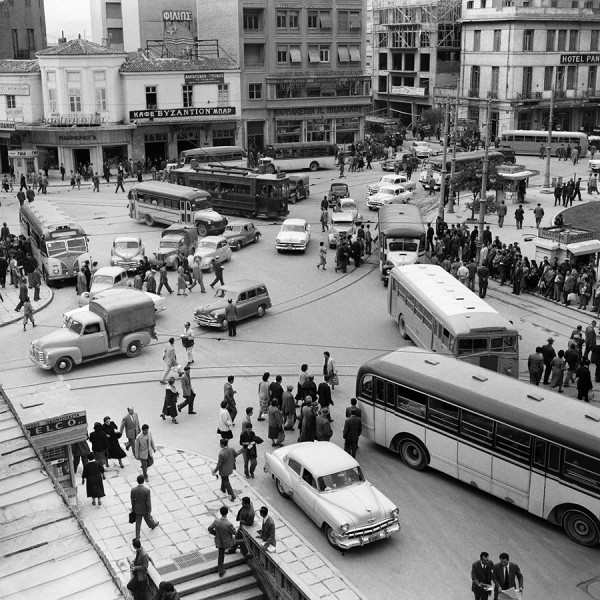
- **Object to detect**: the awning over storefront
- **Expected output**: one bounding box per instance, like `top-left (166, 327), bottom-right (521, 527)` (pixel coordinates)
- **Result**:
top-left (566, 240), bottom-right (600, 255)
top-left (497, 169), bottom-right (540, 180)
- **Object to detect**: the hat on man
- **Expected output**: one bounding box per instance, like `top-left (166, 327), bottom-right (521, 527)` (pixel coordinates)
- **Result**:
top-left (168, 376), bottom-right (175, 383)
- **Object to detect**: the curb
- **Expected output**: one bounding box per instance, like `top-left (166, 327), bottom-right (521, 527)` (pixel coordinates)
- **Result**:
top-left (0, 287), bottom-right (54, 327)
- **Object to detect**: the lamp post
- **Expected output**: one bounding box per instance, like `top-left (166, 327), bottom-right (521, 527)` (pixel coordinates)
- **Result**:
top-left (476, 95), bottom-right (493, 265)
top-left (437, 102), bottom-right (451, 233)
top-left (543, 85), bottom-right (555, 189)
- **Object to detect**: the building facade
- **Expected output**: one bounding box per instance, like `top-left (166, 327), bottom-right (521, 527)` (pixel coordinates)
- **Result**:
top-left (0, 0), bottom-right (47, 60)
top-left (460, 0), bottom-right (600, 136)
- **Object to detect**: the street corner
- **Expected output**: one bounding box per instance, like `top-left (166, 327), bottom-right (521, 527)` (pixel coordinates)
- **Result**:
top-left (0, 282), bottom-right (53, 327)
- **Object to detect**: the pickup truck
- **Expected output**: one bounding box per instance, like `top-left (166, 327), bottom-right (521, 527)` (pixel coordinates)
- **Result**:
top-left (30, 289), bottom-right (157, 374)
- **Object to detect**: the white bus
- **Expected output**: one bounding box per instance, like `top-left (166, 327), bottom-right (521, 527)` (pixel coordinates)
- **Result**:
top-left (19, 202), bottom-right (91, 285)
top-left (388, 264), bottom-right (519, 377)
top-left (356, 348), bottom-right (600, 546)
top-left (180, 146), bottom-right (248, 167)
top-left (500, 130), bottom-right (588, 157)
top-left (263, 141), bottom-right (338, 171)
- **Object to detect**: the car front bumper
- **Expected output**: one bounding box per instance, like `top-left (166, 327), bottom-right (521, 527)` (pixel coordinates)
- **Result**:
top-left (194, 314), bottom-right (224, 328)
top-left (276, 242), bottom-right (307, 251)
top-left (30, 344), bottom-right (51, 369)
top-left (334, 520), bottom-right (401, 549)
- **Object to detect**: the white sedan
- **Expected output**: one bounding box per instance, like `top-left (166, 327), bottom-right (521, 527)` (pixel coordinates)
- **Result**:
top-left (275, 218), bottom-right (311, 252)
top-left (335, 198), bottom-right (363, 223)
top-left (366, 184), bottom-right (414, 210)
top-left (367, 175), bottom-right (417, 196)
top-left (193, 236), bottom-right (232, 271)
top-left (264, 442), bottom-right (400, 550)
top-left (411, 141), bottom-right (437, 158)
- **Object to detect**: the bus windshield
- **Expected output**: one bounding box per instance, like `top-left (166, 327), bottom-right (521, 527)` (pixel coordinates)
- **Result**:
top-left (193, 198), bottom-right (212, 210)
top-left (46, 240), bottom-right (67, 256)
top-left (491, 336), bottom-right (518, 352)
top-left (67, 237), bottom-right (88, 251)
top-left (388, 239), bottom-right (419, 252)
top-left (457, 337), bottom-right (489, 355)
top-left (318, 467), bottom-right (365, 492)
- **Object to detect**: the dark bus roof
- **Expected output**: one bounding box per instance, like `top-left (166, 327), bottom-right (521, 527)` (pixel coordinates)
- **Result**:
top-left (378, 204), bottom-right (425, 236)
top-left (130, 181), bottom-right (211, 200)
top-left (357, 348), bottom-right (600, 458)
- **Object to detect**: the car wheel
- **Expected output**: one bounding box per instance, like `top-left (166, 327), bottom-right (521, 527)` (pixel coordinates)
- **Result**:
top-left (309, 161), bottom-right (319, 171)
top-left (235, 240), bottom-right (243, 251)
top-left (197, 223), bottom-right (208, 237)
top-left (265, 164), bottom-right (276, 174)
top-left (144, 214), bottom-right (155, 227)
top-left (53, 356), bottom-right (73, 374)
top-left (220, 320), bottom-right (228, 332)
top-left (256, 304), bottom-right (266, 318)
top-left (563, 510), bottom-right (600, 546)
top-left (275, 478), bottom-right (290, 499)
top-left (399, 439), bottom-right (428, 471)
top-left (126, 341), bottom-right (142, 358)
top-left (324, 524), bottom-right (341, 550)
top-left (398, 315), bottom-right (409, 340)
top-left (254, 234), bottom-right (260, 244)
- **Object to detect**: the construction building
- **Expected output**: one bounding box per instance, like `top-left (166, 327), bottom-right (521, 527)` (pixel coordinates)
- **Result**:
top-left (0, 0), bottom-right (47, 61)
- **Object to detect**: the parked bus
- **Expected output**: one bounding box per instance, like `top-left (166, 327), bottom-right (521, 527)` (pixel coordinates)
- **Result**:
top-left (377, 204), bottom-right (428, 286)
top-left (356, 347), bottom-right (600, 546)
top-left (128, 181), bottom-right (228, 236)
top-left (263, 141), bottom-right (338, 171)
top-left (388, 264), bottom-right (519, 377)
top-left (500, 130), bottom-right (588, 157)
top-left (19, 202), bottom-right (91, 285)
top-left (418, 150), bottom-right (505, 191)
top-left (172, 165), bottom-right (289, 219)
top-left (180, 146), bottom-right (247, 167)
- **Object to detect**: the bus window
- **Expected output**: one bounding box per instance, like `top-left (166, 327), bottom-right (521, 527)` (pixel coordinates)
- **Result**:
top-left (361, 374), bottom-right (373, 399)
top-left (46, 240), bottom-right (66, 256)
top-left (374, 378), bottom-right (385, 407)
top-left (533, 439), bottom-right (547, 468)
top-left (460, 410), bottom-right (493, 446)
top-left (442, 327), bottom-right (451, 346)
top-left (427, 398), bottom-right (458, 431)
top-left (495, 423), bottom-right (531, 463)
top-left (395, 384), bottom-right (426, 418)
top-left (457, 338), bottom-right (488, 355)
top-left (548, 444), bottom-right (562, 473)
top-left (422, 308), bottom-right (432, 329)
top-left (491, 336), bottom-right (517, 352)
top-left (563, 451), bottom-right (600, 491)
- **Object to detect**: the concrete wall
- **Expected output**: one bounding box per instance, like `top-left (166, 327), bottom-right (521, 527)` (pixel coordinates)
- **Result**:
top-left (0, 0), bottom-right (47, 59)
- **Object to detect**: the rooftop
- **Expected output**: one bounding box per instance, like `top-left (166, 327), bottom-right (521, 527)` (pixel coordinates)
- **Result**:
top-left (37, 38), bottom-right (126, 56)
top-left (0, 60), bottom-right (40, 73)
top-left (120, 51), bottom-right (237, 73)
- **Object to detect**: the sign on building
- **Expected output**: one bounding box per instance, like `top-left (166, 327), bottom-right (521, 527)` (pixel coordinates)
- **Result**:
top-left (560, 53), bottom-right (600, 64)
top-left (0, 83), bottom-right (30, 96)
top-left (130, 107), bottom-right (236, 119)
top-left (184, 73), bottom-right (225, 85)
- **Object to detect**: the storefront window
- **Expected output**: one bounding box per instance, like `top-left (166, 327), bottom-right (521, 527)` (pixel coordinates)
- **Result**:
top-left (307, 120), bottom-right (331, 142)
top-left (276, 120), bottom-right (302, 142)
top-left (335, 117), bottom-right (359, 145)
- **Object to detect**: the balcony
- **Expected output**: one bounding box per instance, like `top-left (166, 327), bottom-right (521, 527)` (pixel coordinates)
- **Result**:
top-left (41, 114), bottom-right (104, 126)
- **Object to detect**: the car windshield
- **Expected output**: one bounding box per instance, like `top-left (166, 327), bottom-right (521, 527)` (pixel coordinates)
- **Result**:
top-left (65, 317), bottom-right (83, 335)
top-left (340, 201), bottom-right (356, 210)
top-left (226, 226), bottom-right (243, 234)
top-left (380, 187), bottom-right (397, 195)
top-left (215, 288), bottom-right (238, 300)
top-left (46, 240), bottom-right (66, 256)
top-left (281, 224), bottom-right (305, 233)
top-left (198, 241), bottom-right (217, 250)
top-left (318, 467), bottom-right (365, 492)
top-left (93, 275), bottom-right (114, 285)
top-left (115, 241), bottom-right (139, 250)
top-left (160, 240), bottom-right (178, 248)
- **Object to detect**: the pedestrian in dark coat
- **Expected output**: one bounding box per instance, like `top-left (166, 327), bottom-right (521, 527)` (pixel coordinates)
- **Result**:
top-left (302, 374), bottom-right (317, 400)
top-left (32, 265), bottom-right (42, 301)
top-left (81, 452), bottom-right (105, 505)
top-left (210, 262), bottom-right (224, 287)
top-left (89, 422), bottom-right (109, 466)
top-left (267, 399), bottom-right (284, 446)
top-left (208, 506), bottom-right (236, 577)
top-left (101, 416), bottom-right (126, 468)
top-left (15, 280), bottom-right (28, 311)
top-left (299, 402), bottom-right (317, 442)
top-left (161, 378), bottom-right (179, 423)
top-left (576, 360), bottom-right (594, 402)
top-left (315, 408), bottom-right (333, 441)
top-left (317, 376), bottom-right (333, 419)
top-left (343, 408), bottom-right (362, 457)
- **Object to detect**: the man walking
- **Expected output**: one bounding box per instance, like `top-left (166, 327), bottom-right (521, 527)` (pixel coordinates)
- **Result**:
top-left (239, 422), bottom-right (262, 478)
top-left (92, 172), bottom-right (100, 192)
top-left (181, 322), bottom-right (194, 364)
top-left (497, 201), bottom-right (507, 228)
top-left (492, 553), bottom-right (523, 600)
top-left (127, 538), bottom-right (150, 600)
top-left (533, 203), bottom-right (545, 228)
top-left (32, 265), bottom-right (42, 302)
top-left (134, 424), bottom-right (156, 481)
top-left (208, 506), bottom-right (236, 578)
top-left (177, 365), bottom-right (196, 414)
top-left (115, 171), bottom-right (125, 193)
top-left (212, 438), bottom-right (241, 502)
top-left (541, 337), bottom-right (556, 385)
top-left (157, 264), bottom-right (173, 295)
top-left (471, 552), bottom-right (493, 600)
top-left (343, 407), bottom-right (362, 457)
top-left (527, 346), bottom-right (544, 386)
top-left (584, 320), bottom-right (597, 361)
top-left (188, 256), bottom-right (206, 293)
top-left (514, 204), bottom-right (524, 229)
top-left (210, 262), bottom-right (225, 288)
top-left (160, 337), bottom-right (182, 384)
top-left (120, 406), bottom-right (141, 452)
top-left (225, 298), bottom-right (237, 336)
top-left (130, 474), bottom-right (159, 538)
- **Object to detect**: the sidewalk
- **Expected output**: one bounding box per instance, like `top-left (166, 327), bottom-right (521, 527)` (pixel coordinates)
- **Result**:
top-left (0, 281), bottom-right (53, 327)
top-left (79, 445), bottom-right (366, 600)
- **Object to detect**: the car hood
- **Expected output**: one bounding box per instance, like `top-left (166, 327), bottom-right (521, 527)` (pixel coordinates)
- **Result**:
top-left (89, 282), bottom-right (112, 295)
top-left (196, 298), bottom-right (228, 315)
top-left (196, 209), bottom-right (225, 222)
top-left (319, 482), bottom-right (392, 528)
top-left (113, 247), bottom-right (141, 258)
top-left (35, 328), bottom-right (80, 349)
top-left (277, 232), bottom-right (305, 242)
top-left (369, 191), bottom-right (395, 201)
top-left (195, 247), bottom-right (217, 258)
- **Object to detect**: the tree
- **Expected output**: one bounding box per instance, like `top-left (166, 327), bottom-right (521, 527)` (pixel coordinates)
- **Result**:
top-left (419, 109), bottom-right (443, 133)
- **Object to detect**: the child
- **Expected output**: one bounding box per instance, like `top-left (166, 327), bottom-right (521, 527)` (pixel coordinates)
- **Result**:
top-left (70, 171), bottom-right (76, 188)
top-left (23, 297), bottom-right (35, 331)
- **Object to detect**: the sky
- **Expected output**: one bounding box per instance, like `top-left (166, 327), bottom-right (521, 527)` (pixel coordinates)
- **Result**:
top-left (44, 0), bottom-right (93, 45)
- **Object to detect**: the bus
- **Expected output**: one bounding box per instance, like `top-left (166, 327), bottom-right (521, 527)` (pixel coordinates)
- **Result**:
top-left (263, 141), bottom-right (338, 171)
top-left (128, 181), bottom-right (228, 236)
top-left (19, 202), bottom-right (91, 285)
top-left (377, 204), bottom-right (428, 285)
top-left (388, 264), bottom-right (519, 377)
top-left (172, 165), bottom-right (289, 219)
top-left (180, 146), bottom-right (247, 167)
top-left (418, 150), bottom-right (505, 191)
top-left (500, 130), bottom-right (588, 157)
top-left (356, 348), bottom-right (600, 546)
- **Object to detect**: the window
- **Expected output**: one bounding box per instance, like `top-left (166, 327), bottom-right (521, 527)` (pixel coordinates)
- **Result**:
top-left (563, 450), bottom-right (600, 491)
top-left (243, 11), bottom-right (260, 30)
top-left (495, 423), bottom-right (531, 463)
top-left (544, 66), bottom-right (554, 91)
top-left (6, 95), bottom-right (16, 109)
top-left (467, 1), bottom-right (474, 7)
top-left (276, 10), bottom-right (287, 28)
top-left (349, 45), bottom-right (361, 62)
top-left (288, 458), bottom-right (302, 476)
top-left (395, 384), bottom-right (426, 418)
top-left (289, 46), bottom-right (302, 63)
top-left (558, 29), bottom-right (567, 51)
top-left (11, 30), bottom-right (18, 59)
top-left (493, 30), bottom-right (501, 52)
top-left (277, 46), bottom-right (288, 64)
top-left (588, 66), bottom-right (597, 92)
top-left (556, 65), bottom-right (566, 89)
top-left (145, 86), bottom-right (157, 109)
top-left (289, 11), bottom-right (299, 28)
top-left (523, 29), bottom-right (534, 51)
top-left (182, 84), bottom-right (193, 108)
top-left (217, 84), bottom-right (229, 106)
top-left (546, 30), bottom-right (555, 52)
top-left (522, 66), bottom-right (533, 96)
top-left (460, 410), bottom-right (493, 445)
top-left (107, 28), bottom-right (124, 45)
top-left (308, 11), bottom-right (318, 28)
top-left (67, 71), bottom-right (82, 113)
top-left (458, 338), bottom-right (489, 355)
top-left (27, 29), bottom-right (35, 50)
top-left (302, 469), bottom-right (317, 488)
top-left (470, 65), bottom-right (480, 94)
top-left (248, 83), bottom-right (262, 100)
top-left (567, 65), bottom-right (577, 89)
top-left (592, 30), bottom-right (600, 51)
top-left (473, 30), bottom-right (481, 51)
top-left (338, 10), bottom-right (361, 31)
top-left (491, 66), bottom-right (500, 95)
top-left (569, 30), bottom-right (579, 51)
top-left (308, 10), bottom-right (331, 30)
top-left (428, 398), bottom-right (459, 432)
top-left (308, 45), bottom-right (330, 63)
top-left (105, 2), bottom-right (122, 18)
top-left (360, 375), bottom-right (373, 400)
top-left (93, 70), bottom-right (107, 111)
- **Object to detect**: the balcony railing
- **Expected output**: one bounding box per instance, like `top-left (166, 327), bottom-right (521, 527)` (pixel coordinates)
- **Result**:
top-left (42, 113), bottom-right (103, 126)
top-left (538, 226), bottom-right (593, 244)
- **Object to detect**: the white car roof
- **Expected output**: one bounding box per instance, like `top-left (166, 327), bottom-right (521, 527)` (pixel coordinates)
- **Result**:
top-left (285, 442), bottom-right (359, 476)
top-left (282, 218), bottom-right (307, 226)
top-left (198, 236), bottom-right (226, 243)
top-left (94, 266), bottom-right (126, 277)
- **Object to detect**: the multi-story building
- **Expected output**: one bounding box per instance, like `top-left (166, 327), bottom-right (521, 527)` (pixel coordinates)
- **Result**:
top-left (461, 0), bottom-right (600, 135)
top-left (91, 0), bottom-right (371, 147)
top-left (371, 0), bottom-right (461, 127)
top-left (0, 0), bottom-right (47, 60)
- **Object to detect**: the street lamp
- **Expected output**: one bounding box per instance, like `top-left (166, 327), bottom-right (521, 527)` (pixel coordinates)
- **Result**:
top-left (476, 94), bottom-right (493, 265)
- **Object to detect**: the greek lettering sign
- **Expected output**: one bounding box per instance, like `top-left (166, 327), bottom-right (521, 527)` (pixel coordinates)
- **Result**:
top-left (0, 121), bottom-right (16, 130)
top-left (8, 149), bottom-right (39, 157)
top-left (26, 412), bottom-right (87, 437)
top-left (0, 83), bottom-right (30, 95)
top-left (130, 107), bottom-right (236, 119)
top-left (162, 10), bottom-right (192, 21)
top-left (560, 53), bottom-right (600, 64)
top-left (274, 105), bottom-right (366, 117)
top-left (184, 73), bottom-right (225, 85)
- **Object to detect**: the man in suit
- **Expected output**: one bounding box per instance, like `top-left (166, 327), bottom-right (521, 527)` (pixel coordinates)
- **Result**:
top-left (256, 506), bottom-right (276, 550)
top-left (208, 506), bottom-right (236, 577)
top-left (130, 475), bottom-right (159, 538)
top-left (343, 408), bottom-right (362, 458)
top-left (345, 397), bottom-right (362, 418)
top-left (212, 438), bottom-right (241, 501)
top-left (120, 407), bottom-right (141, 451)
top-left (317, 376), bottom-right (333, 421)
top-left (134, 424), bottom-right (156, 481)
top-left (492, 553), bottom-right (524, 600)
top-left (471, 551), bottom-right (493, 599)
top-left (127, 537), bottom-right (150, 600)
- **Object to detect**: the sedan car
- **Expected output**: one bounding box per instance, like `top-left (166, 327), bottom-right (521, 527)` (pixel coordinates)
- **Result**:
top-left (110, 235), bottom-right (144, 271)
top-left (223, 221), bottom-right (261, 250)
top-left (367, 175), bottom-right (417, 196)
top-left (276, 218), bottom-right (310, 252)
top-left (366, 184), bottom-right (414, 210)
top-left (193, 236), bottom-right (232, 271)
top-left (411, 141), bottom-right (437, 158)
top-left (335, 198), bottom-right (363, 223)
top-left (328, 213), bottom-right (356, 248)
top-left (381, 152), bottom-right (411, 171)
top-left (265, 442), bottom-right (400, 550)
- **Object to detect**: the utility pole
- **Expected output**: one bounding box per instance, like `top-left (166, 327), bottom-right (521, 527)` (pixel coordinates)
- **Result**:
top-left (437, 102), bottom-right (450, 231)
top-left (448, 90), bottom-right (460, 213)
top-left (543, 85), bottom-right (555, 188)
top-left (476, 96), bottom-right (493, 265)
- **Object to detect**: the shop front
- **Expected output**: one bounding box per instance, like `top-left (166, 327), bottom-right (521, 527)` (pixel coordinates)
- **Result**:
top-left (8, 149), bottom-right (39, 184)
top-left (496, 165), bottom-right (540, 204)
top-left (534, 226), bottom-right (600, 272)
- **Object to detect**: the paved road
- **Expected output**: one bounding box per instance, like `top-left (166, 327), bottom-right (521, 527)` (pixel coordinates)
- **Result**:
top-left (1, 156), bottom-right (599, 600)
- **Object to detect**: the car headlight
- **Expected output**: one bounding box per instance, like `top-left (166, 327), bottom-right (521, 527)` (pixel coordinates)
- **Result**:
top-left (52, 266), bottom-right (60, 274)
top-left (276, 238), bottom-right (281, 244)
top-left (505, 365), bottom-right (513, 374)
top-left (340, 523), bottom-right (350, 533)
top-left (208, 220), bottom-right (212, 225)
top-left (391, 508), bottom-right (399, 518)
top-left (209, 311), bottom-right (220, 318)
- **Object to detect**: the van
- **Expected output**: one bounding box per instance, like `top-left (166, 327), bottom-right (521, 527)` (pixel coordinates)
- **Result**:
top-left (288, 175), bottom-right (310, 203)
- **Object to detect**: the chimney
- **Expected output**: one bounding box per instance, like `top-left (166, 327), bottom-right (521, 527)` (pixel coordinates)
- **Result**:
top-left (102, 38), bottom-right (111, 47)
top-left (58, 30), bottom-right (66, 44)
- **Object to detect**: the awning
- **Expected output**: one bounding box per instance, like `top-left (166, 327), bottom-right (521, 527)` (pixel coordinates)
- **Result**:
top-left (319, 12), bottom-right (332, 28)
top-left (349, 46), bottom-right (361, 61)
top-left (290, 47), bottom-right (302, 63)
top-left (567, 240), bottom-right (600, 256)
top-left (337, 46), bottom-right (350, 62)
top-left (497, 169), bottom-right (540, 180)
top-left (308, 47), bottom-right (320, 62)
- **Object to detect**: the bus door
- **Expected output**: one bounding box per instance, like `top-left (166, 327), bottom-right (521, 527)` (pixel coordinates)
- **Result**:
top-left (181, 201), bottom-right (193, 224)
top-left (256, 185), bottom-right (270, 215)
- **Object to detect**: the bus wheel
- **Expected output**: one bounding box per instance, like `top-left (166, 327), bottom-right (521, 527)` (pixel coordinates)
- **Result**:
top-left (398, 315), bottom-right (409, 340)
top-left (563, 510), bottom-right (600, 546)
top-left (309, 161), bottom-right (319, 171)
top-left (265, 164), bottom-right (276, 174)
top-left (53, 356), bottom-right (73, 375)
top-left (197, 223), bottom-right (208, 237)
top-left (399, 439), bottom-right (427, 471)
top-left (144, 214), bottom-right (155, 226)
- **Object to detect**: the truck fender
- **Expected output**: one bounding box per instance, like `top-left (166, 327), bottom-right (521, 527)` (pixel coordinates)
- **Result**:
top-left (46, 347), bottom-right (83, 366)
top-left (120, 332), bottom-right (152, 352)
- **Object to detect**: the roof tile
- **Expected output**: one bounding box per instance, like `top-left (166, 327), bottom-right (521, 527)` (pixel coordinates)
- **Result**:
top-left (36, 38), bottom-right (126, 56)
top-left (0, 60), bottom-right (40, 73)
top-left (119, 51), bottom-right (237, 73)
